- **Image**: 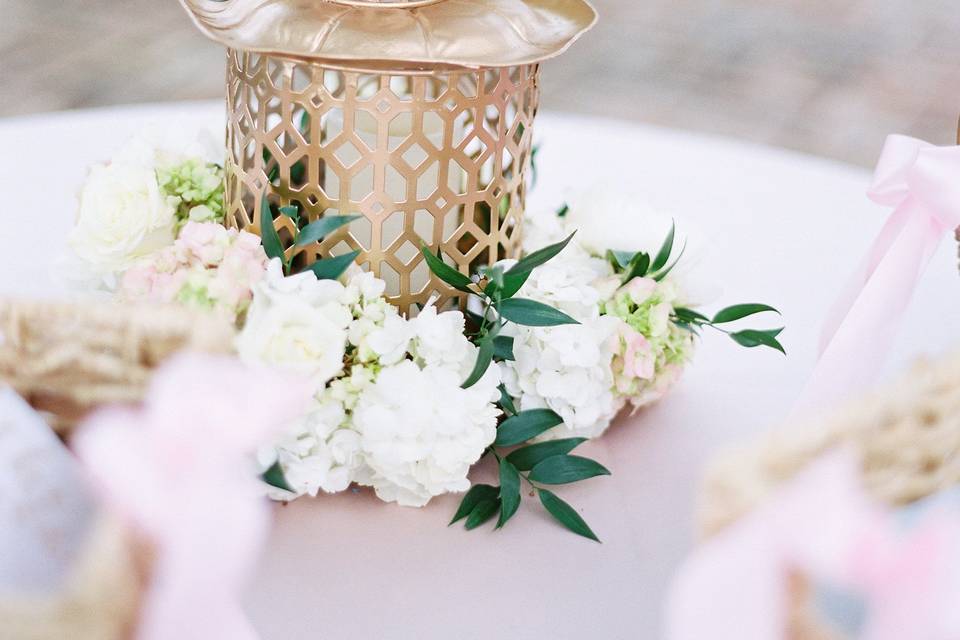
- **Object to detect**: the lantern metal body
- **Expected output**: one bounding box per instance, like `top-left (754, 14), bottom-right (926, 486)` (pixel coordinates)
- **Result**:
top-left (180, 0), bottom-right (596, 309)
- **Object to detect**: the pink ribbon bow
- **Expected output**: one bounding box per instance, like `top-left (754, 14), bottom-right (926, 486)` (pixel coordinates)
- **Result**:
top-left (797, 135), bottom-right (960, 411)
top-left (73, 353), bottom-right (311, 640)
top-left (665, 450), bottom-right (960, 640)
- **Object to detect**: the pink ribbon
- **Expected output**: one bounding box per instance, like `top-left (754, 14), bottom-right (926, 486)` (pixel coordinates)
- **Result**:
top-left (665, 450), bottom-right (960, 640)
top-left (796, 135), bottom-right (960, 411)
top-left (74, 353), bottom-right (311, 640)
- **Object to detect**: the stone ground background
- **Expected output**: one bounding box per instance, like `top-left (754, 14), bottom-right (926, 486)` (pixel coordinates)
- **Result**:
top-left (2, 0), bottom-right (959, 166)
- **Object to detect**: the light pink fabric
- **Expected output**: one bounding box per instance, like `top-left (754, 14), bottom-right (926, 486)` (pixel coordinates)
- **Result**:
top-left (797, 135), bottom-right (960, 410)
top-left (73, 353), bottom-right (311, 640)
top-left (665, 450), bottom-right (960, 640)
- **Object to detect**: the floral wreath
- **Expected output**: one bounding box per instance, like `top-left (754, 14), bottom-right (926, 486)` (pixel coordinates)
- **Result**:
top-left (63, 126), bottom-right (784, 541)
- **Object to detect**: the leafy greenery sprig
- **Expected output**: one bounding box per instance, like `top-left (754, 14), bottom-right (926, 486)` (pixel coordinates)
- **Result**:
top-left (672, 304), bottom-right (784, 353)
top-left (419, 233), bottom-right (579, 390)
top-left (603, 220), bottom-right (786, 354)
top-left (259, 195), bottom-right (360, 281)
top-left (421, 235), bottom-right (611, 541)
top-left (448, 409), bottom-right (609, 541)
top-left (604, 220), bottom-right (682, 285)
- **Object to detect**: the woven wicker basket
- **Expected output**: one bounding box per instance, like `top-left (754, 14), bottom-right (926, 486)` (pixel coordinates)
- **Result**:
top-left (0, 299), bottom-right (235, 435)
top-left (0, 299), bottom-right (236, 638)
top-left (0, 514), bottom-right (143, 640)
top-left (698, 351), bottom-right (960, 638)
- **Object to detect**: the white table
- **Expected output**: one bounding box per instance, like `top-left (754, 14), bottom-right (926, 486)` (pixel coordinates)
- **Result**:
top-left (1, 102), bottom-right (957, 639)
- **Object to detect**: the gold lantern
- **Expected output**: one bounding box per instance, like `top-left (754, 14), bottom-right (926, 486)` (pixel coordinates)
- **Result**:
top-left (178, 0), bottom-right (596, 311)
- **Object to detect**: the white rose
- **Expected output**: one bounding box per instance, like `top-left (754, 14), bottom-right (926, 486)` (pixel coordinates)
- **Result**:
top-left (68, 163), bottom-right (177, 274)
top-left (563, 186), bottom-right (679, 257)
top-left (237, 259), bottom-right (351, 385)
top-left (560, 185), bottom-right (720, 306)
top-left (237, 298), bottom-right (347, 385)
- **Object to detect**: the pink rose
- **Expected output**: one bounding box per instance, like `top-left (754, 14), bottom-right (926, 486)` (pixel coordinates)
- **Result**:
top-left (621, 325), bottom-right (655, 379)
top-left (118, 222), bottom-right (268, 322)
top-left (624, 276), bottom-right (657, 304)
top-left (609, 323), bottom-right (656, 394)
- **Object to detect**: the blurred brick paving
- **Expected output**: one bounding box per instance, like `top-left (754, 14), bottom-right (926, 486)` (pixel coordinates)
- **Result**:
top-left (2, 0), bottom-right (959, 166)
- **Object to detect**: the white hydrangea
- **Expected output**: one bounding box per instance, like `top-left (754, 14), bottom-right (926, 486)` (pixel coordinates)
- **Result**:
top-left (407, 304), bottom-right (475, 373)
top-left (353, 359), bottom-right (501, 507)
top-left (258, 397), bottom-right (362, 499)
top-left (236, 259), bottom-right (351, 387)
top-left (498, 247), bottom-right (624, 440)
top-left (253, 266), bottom-right (501, 507)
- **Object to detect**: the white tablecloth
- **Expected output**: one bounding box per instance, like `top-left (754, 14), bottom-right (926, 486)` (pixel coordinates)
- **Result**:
top-left (1, 102), bottom-right (957, 639)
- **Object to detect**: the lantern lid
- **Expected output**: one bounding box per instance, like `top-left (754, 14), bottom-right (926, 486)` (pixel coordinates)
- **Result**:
top-left (178, 0), bottom-right (597, 69)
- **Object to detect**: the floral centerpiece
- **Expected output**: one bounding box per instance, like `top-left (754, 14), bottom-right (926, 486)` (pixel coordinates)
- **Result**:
top-left (61, 128), bottom-right (784, 540)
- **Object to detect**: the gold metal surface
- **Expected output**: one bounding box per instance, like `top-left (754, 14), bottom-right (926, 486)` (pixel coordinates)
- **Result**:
top-left (178, 0), bottom-right (596, 68)
top-left (225, 50), bottom-right (540, 310)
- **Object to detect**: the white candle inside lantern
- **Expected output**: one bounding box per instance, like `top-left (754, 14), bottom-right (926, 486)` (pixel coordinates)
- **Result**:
top-left (324, 96), bottom-right (466, 296)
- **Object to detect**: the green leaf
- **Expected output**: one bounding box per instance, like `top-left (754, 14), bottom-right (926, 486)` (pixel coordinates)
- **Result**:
top-left (622, 251), bottom-right (650, 282)
top-left (711, 303), bottom-right (781, 324)
top-left (505, 438), bottom-right (588, 471)
top-left (462, 333), bottom-right (496, 389)
top-left (481, 265), bottom-right (505, 290)
top-left (496, 298), bottom-right (579, 327)
top-left (295, 215), bottom-right (360, 247)
top-left (556, 203), bottom-right (569, 218)
top-left (262, 461), bottom-right (292, 492)
top-left (673, 307), bottom-right (709, 325)
top-left (653, 241), bottom-right (686, 281)
top-left (495, 408), bottom-right (564, 446)
top-left (530, 141), bottom-right (540, 188)
top-left (498, 195), bottom-right (510, 218)
top-left (259, 196), bottom-right (287, 267)
top-left (497, 460), bottom-right (521, 528)
top-left (538, 489), bottom-right (600, 542)
top-left (499, 270), bottom-right (531, 299)
top-left (290, 160), bottom-right (306, 185)
top-left (650, 221), bottom-right (676, 272)
top-left (506, 232), bottom-right (575, 278)
top-left (420, 245), bottom-right (474, 293)
top-left (528, 455), bottom-right (611, 485)
top-left (481, 265), bottom-right (506, 301)
top-left (497, 384), bottom-right (517, 416)
top-left (730, 328), bottom-right (786, 354)
top-left (492, 335), bottom-right (515, 361)
top-left (279, 205), bottom-right (300, 225)
top-left (449, 484), bottom-right (499, 525)
top-left (308, 250), bottom-right (360, 280)
top-left (465, 497), bottom-right (501, 530)
top-left (606, 249), bottom-right (636, 269)
top-left (263, 148), bottom-right (279, 184)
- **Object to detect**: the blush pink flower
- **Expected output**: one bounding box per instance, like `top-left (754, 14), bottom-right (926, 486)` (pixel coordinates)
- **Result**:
top-left (119, 221), bottom-right (268, 324)
top-left (609, 322), bottom-right (656, 395)
top-left (624, 276), bottom-right (657, 304)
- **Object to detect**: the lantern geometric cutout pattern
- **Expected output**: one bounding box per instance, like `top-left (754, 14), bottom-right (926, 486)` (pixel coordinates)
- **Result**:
top-left (225, 50), bottom-right (541, 312)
